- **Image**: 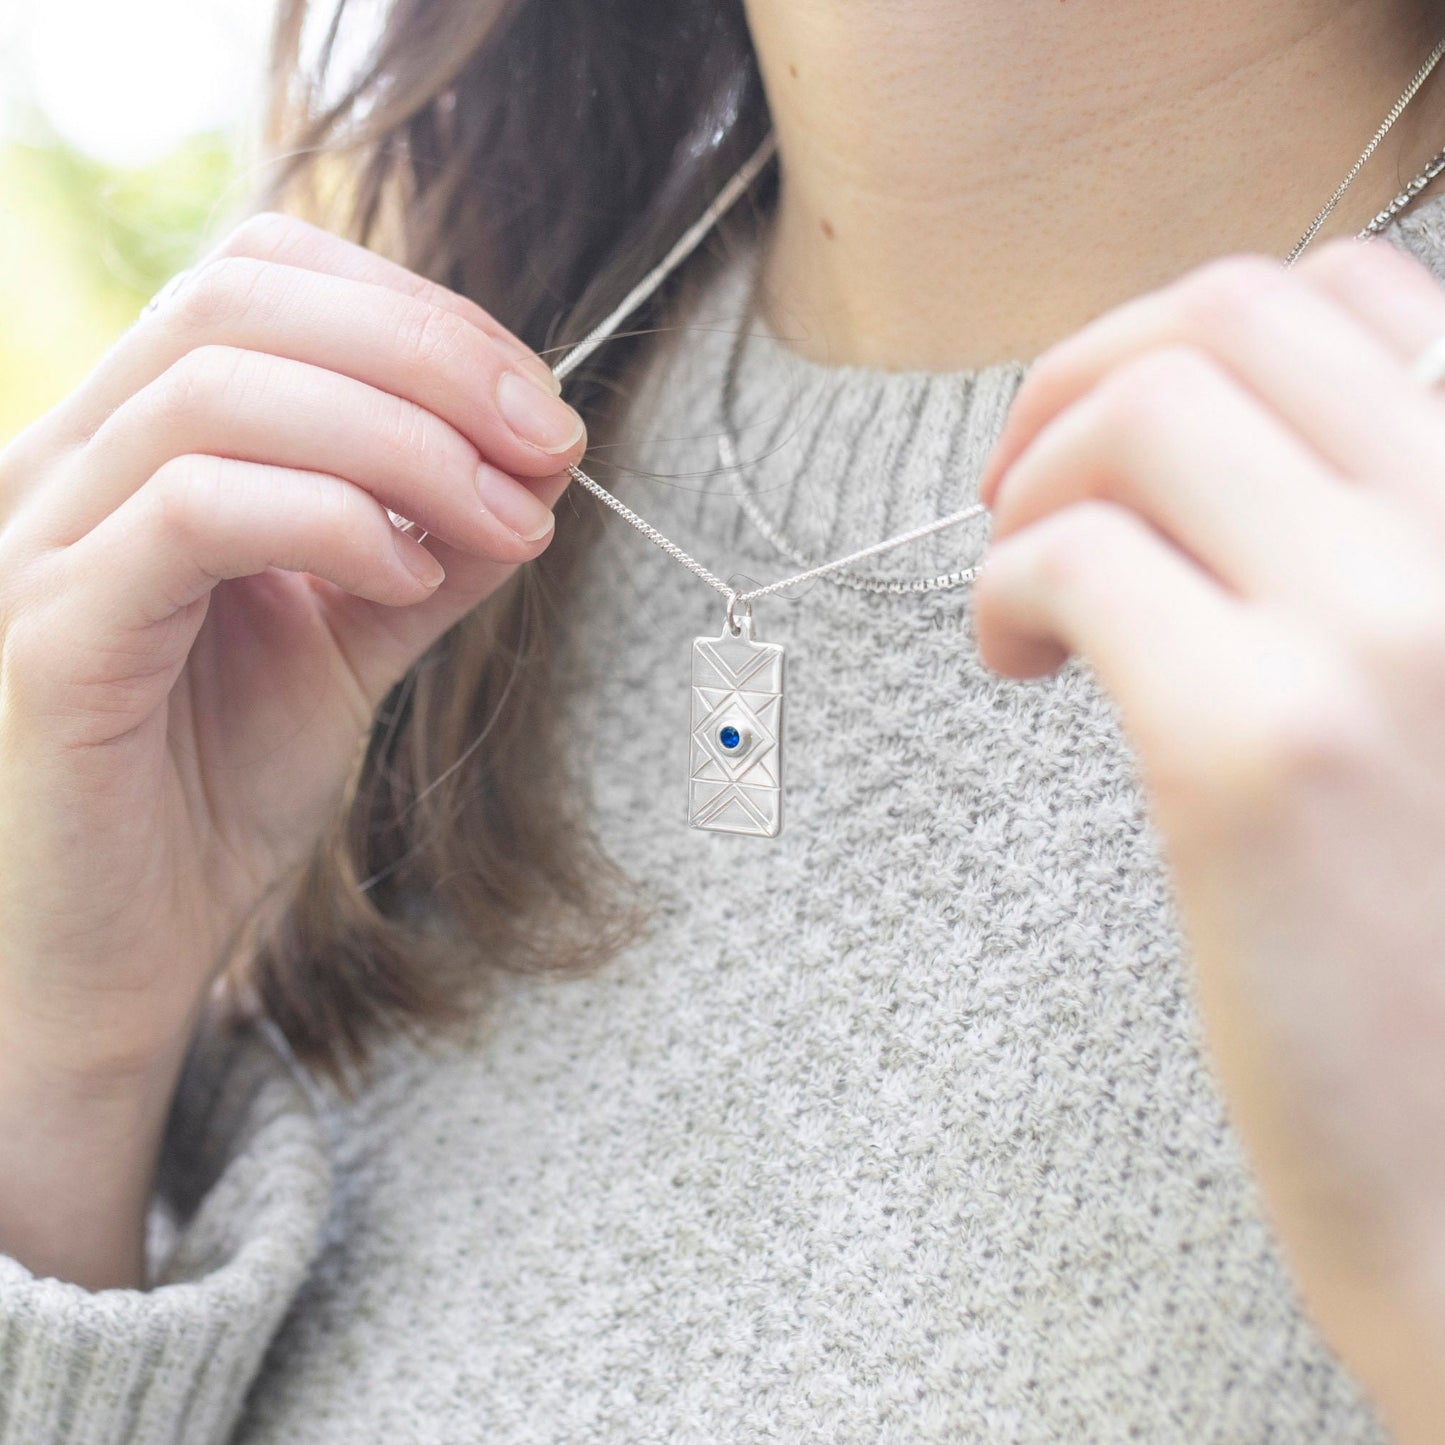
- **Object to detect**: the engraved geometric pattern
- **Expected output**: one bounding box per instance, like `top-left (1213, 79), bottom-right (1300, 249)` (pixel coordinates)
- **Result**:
top-left (688, 629), bottom-right (786, 837)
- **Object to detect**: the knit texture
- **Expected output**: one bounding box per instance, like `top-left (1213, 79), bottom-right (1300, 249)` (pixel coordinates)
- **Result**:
top-left (5, 199), bottom-right (1445, 1443)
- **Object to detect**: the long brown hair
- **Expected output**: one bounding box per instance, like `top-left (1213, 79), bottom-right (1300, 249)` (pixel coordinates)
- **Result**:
top-left (227, 0), bottom-right (776, 1084)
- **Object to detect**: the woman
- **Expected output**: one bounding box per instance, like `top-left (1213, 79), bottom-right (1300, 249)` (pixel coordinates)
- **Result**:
top-left (4, 0), bottom-right (1445, 1438)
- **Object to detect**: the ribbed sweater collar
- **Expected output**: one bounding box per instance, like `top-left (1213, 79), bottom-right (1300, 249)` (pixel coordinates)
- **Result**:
top-left (669, 234), bottom-right (1024, 581)
top-left (620, 192), bottom-right (1445, 586)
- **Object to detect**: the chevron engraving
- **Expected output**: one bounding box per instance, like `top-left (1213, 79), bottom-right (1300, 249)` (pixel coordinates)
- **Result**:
top-left (688, 626), bottom-right (785, 837)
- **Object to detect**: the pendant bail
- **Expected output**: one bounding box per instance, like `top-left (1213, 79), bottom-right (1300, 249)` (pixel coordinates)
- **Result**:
top-left (725, 590), bottom-right (754, 639)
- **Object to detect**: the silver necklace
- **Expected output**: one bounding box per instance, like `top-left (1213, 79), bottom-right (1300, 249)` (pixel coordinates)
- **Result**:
top-left (719, 37), bottom-right (1445, 599)
top-left (551, 39), bottom-right (1445, 838)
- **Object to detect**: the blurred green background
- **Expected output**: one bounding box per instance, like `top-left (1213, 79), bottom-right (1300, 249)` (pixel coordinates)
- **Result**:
top-left (0, 0), bottom-right (274, 445)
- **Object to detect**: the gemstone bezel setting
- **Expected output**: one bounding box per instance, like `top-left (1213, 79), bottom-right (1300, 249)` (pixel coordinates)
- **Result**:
top-left (718, 721), bottom-right (750, 754)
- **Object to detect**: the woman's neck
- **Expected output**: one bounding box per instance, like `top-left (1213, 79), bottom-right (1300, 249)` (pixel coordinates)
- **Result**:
top-left (743, 0), bottom-right (1445, 369)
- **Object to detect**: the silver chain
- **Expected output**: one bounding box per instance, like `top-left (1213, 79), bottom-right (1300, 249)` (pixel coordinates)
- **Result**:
top-left (553, 38), bottom-right (1445, 613)
top-left (716, 246), bottom-right (993, 596)
top-left (1285, 35), bottom-right (1445, 265)
top-left (1360, 142), bottom-right (1445, 238)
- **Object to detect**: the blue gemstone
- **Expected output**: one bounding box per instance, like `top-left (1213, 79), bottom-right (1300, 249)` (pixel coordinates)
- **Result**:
top-left (719, 725), bottom-right (741, 750)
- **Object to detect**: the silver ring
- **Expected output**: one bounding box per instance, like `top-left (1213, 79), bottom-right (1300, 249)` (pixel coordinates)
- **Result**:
top-left (1410, 335), bottom-right (1445, 389)
top-left (141, 265), bottom-right (196, 317)
top-left (724, 590), bottom-right (753, 637)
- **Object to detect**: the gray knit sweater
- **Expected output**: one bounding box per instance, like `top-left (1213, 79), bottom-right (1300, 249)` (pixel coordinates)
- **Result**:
top-left (6, 198), bottom-right (1445, 1444)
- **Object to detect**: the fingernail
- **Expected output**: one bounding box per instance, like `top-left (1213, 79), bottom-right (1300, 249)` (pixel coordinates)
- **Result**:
top-left (478, 462), bottom-right (556, 542)
top-left (392, 531), bottom-right (447, 588)
top-left (495, 368), bottom-right (585, 454)
top-left (499, 342), bottom-right (563, 395)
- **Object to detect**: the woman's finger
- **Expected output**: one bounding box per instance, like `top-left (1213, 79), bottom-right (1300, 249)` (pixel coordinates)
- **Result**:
top-left (50, 451), bottom-right (574, 726)
top-left (986, 344), bottom-right (1445, 641)
top-left (199, 211), bottom-right (542, 364)
top-left (33, 263), bottom-right (581, 543)
top-left (973, 498), bottom-right (1359, 840)
top-left (52, 255), bottom-right (570, 472)
top-left (979, 253), bottom-right (1445, 519)
top-left (57, 454), bottom-right (444, 643)
top-left (976, 494), bottom-right (1245, 701)
top-left (1299, 235), bottom-right (1445, 370)
top-left (45, 346), bottom-right (563, 560)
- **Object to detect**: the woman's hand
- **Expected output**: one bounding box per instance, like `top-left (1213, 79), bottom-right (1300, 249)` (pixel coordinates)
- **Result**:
top-left (973, 235), bottom-right (1445, 1440)
top-left (0, 211), bottom-right (586, 1288)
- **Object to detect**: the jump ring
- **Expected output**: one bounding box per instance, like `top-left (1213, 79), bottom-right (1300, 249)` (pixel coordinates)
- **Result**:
top-left (725, 590), bottom-right (753, 637)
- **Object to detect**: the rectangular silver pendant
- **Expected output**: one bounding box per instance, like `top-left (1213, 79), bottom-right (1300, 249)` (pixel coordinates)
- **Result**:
top-left (688, 619), bottom-right (785, 837)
